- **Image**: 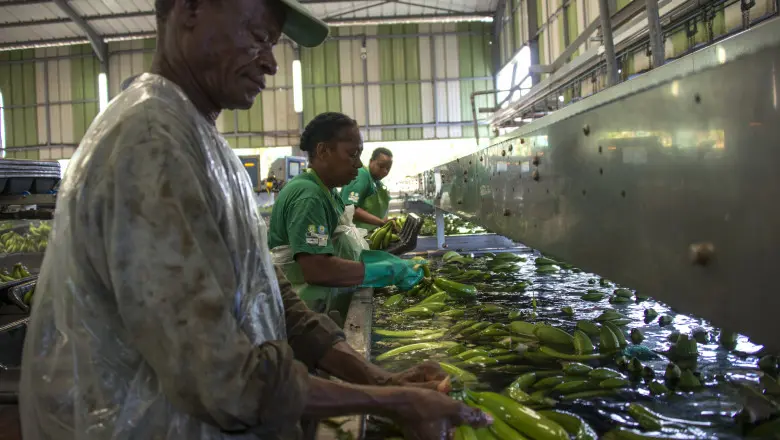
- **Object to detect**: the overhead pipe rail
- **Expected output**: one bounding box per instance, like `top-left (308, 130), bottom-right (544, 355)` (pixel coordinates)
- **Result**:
top-left (488, 0), bottom-right (777, 130)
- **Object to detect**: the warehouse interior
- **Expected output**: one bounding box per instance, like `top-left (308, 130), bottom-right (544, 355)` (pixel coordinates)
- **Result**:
top-left (1, 0), bottom-right (780, 438)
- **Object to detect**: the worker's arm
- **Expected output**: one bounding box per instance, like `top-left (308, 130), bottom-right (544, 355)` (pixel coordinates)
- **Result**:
top-left (295, 253), bottom-right (365, 286)
top-left (106, 136), bottom-right (312, 436)
top-left (277, 265), bottom-right (443, 389)
top-left (285, 195), bottom-right (366, 286)
top-left (353, 206), bottom-right (387, 228)
top-left (275, 269), bottom-right (488, 429)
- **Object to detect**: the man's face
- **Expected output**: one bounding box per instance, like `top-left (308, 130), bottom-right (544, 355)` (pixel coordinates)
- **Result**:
top-left (318, 126), bottom-right (364, 187)
top-left (369, 153), bottom-right (392, 181)
top-left (175, 0), bottom-right (285, 109)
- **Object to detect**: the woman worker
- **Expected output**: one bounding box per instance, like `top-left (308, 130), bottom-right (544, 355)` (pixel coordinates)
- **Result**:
top-left (268, 112), bottom-right (421, 324)
top-left (341, 147), bottom-right (394, 231)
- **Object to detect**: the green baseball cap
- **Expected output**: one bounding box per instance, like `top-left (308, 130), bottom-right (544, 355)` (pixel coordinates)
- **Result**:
top-left (279, 0), bottom-right (330, 47)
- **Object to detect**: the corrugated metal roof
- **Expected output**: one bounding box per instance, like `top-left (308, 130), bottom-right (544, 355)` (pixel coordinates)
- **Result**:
top-left (0, 0), bottom-right (497, 50)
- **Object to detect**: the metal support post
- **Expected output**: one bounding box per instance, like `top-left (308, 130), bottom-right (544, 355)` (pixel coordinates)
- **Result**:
top-left (435, 208), bottom-right (446, 250)
top-left (645, 0), bottom-right (665, 68)
top-left (597, 0), bottom-right (619, 86)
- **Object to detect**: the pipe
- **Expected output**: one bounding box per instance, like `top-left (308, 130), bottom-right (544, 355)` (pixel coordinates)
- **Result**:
top-left (646, 0), bottom-right (666, 67)
top-left (472, 90), bottom-right (504, 146)
top-left (598, 0), bottom-right (620, 86)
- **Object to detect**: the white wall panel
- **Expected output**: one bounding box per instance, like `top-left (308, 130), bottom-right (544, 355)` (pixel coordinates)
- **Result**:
top-left (365, 25), bottom-right (382, 141)
top-left (418, 24), bottom-right (435, 139)
top-left (443, 23), bottom-right (461, 138)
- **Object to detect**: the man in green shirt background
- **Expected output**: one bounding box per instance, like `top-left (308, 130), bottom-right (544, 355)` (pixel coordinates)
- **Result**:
top-left (341, 147), bottom-right (395, 232)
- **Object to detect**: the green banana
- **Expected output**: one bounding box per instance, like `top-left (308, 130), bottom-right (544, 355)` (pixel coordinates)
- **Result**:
top-left (375, 341), bottom-right (458, 361)
top-left (573, 330), bottom-right (595, 354)
top-left (539, 345), bottom-right (607, 361)
top-left (438, 362), bottom-right (478, 383)
top-left (538, 410), bottom-right (598, 440)
top-left (603, 322), bottom-right (628, 348)
top-left (576, 320), bottom-right (600, 337)
top-left (433, 277), bottom-right (477, 299)
top-left (599, 325), bottom-right (621, 352)
top-left (465, 390), bottom-right (569, 440)
top-left (534, 325), bottom-right (574, 346)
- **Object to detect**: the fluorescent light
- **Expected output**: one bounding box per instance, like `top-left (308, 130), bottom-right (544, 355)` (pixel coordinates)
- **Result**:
top-left (328, 15), bottom-right (492, 27)
top-left (292, 60), bottom-right (303, 114)
top-left (0, 90), bottom-right (4, 158)
top-left (98, 73), bottom-right (109, 113)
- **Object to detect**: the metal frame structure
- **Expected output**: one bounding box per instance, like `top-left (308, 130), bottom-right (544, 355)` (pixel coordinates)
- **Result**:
top-left (0, 25), bottom-right (495, 153)
top-left (419, 18), bottom-right (780, 350)
top-left (488, 0), bottom-right (778, 131)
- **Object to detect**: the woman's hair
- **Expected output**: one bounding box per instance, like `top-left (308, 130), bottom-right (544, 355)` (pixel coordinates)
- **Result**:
top-left (371, 147), bottom-right (392, 161)
top-left (299, 112), bottom-right (358, 160)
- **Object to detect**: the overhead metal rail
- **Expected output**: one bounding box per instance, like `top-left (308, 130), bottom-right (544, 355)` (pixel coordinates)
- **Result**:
top-left (490, 0), bottom-right (777, 129)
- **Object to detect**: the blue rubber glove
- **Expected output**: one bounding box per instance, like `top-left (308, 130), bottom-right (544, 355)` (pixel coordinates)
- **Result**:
top-left (361, 251), bottom-right (425, 290)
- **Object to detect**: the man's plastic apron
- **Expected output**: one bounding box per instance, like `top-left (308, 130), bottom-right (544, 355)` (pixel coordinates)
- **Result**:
top-left (355, 168), bottom-right (391, 232)
top-left (270, 169), bottom-right (367, 326)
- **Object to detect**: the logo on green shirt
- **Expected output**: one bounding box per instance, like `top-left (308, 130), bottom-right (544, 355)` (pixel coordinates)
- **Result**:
top-left (306, 224), bottom-right (328, 247)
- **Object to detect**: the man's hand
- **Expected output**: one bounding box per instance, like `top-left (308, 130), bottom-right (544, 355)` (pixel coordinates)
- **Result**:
top-left (394, 388), bottom-right (492, 440)
top-left (383, 361), bottom-right (450, 391)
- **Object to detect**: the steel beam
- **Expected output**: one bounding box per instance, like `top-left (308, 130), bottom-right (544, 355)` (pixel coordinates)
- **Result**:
top-left (51, 0), bottom-right (107, 65)
top-left (323, 1), bottom-right (388, 20)
top-left (645, 0), bottom-right (666, 67)
top-left (0, 10), bottom-right (153, 30)
top-left (597, 0), bottom-right (619, 86)
top-left (0, 30), bottom-right (484, 53)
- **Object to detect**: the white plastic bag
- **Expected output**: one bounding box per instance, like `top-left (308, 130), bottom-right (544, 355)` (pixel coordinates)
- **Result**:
top-left (333, 205), bottom-right (369, 262)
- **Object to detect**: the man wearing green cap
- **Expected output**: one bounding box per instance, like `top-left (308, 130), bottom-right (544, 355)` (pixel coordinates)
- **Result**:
top-left (19, 1), bottom-right (490, 440)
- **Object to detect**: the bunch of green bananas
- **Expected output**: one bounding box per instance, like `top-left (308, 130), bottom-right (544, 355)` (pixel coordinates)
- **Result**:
top-left (0, 222), bottom-right (51, 254)
top-left (367, 222), bottom-right (400, 250)
top-left (0, 262), bottom-right (32, 282)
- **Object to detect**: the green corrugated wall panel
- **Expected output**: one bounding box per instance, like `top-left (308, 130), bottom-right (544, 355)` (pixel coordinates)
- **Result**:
top-left (378, 25), bottom-right (395, 141)
top-left (616, 0), bottom-right (631, 11)
top-left (670, 29), bottom-right (688, 56)
top-left (459, 23), bottom-right (491, 140)
top-left (10, 52), bottom-right (24, 151)
top-left (566, 2), bottom-right (579, 59)
top-left (301, 47), bottom-right (315, 124)
top-left (21, 50), bottom-right (38, 159)
top-left (0, 52), bottom-right (9, 154)
top-left (301, 40), bottom-right (341, 125)
top-left (405, 24), bottom-right (422, 141)
top-left (713, 8), bottom-right (726, 37)
top-left (324, 40), bottom-right (341, 117)
top-left (143, 38), bottom-right (156, 70)
top-left (71, 45), bottom-right (85, 144)
top-left (71, 44), bottom-right (99, 143)
top-left (391, 25), bottom-right (409, 141)
top-left (0, 50), bottom-right (39, 158)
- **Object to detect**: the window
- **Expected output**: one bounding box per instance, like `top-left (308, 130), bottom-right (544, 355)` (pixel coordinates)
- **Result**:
top-left (496, 46), bottom-right (533, 108)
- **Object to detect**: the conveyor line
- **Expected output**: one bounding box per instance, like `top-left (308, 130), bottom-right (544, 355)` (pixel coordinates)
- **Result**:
top-left (416, 18), bottom-right (780, 351)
